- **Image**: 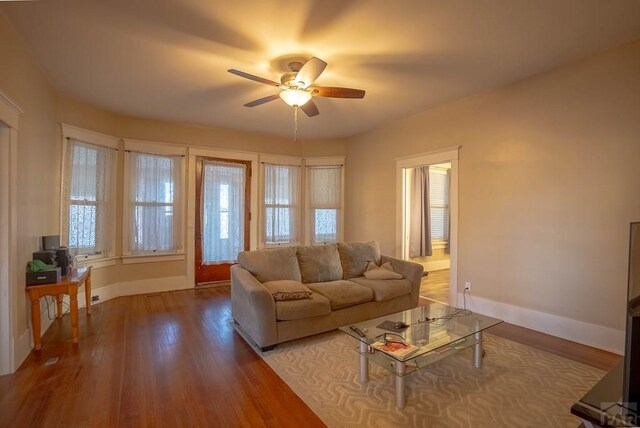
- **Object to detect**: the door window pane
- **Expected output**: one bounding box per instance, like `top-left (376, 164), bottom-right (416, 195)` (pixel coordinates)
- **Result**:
top-left (202, 162), bottom-right (245, 263)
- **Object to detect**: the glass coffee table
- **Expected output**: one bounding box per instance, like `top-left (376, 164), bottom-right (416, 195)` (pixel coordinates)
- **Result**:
top-left (339, 301), bottom-right (503, 408)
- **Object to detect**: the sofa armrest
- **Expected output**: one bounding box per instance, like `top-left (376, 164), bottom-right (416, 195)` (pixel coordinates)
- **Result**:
top-left (231, 265), bottom-right (278, 349)
top-left (380, 255), bottom-right (424, 307)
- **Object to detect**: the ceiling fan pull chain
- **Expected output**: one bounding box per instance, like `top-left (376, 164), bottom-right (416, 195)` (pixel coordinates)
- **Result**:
top-left (294, 106), bottom-right (298, 142)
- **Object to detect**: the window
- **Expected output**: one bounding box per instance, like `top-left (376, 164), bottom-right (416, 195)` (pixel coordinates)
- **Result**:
top-left (307, 165), bottom-right (342, 244)
top-left (61, 138), bottom-right (116, 257)
top-left (263, 163), bottom-right (300, 246)
top-left (429, 167), bottom-right (450, 244)
top-left (124, 146), bottom-right (185, 255)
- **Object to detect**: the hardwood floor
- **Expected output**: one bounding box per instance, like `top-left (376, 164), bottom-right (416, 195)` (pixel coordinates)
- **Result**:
top-left (420, 269), bottom-right (450, 303)
top-left (0, 286), bottom-right (324, 428)
top-left (0, 284), bottom-right (622, 427)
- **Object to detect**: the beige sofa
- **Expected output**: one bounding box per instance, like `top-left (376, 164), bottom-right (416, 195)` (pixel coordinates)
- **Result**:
top-left (231, 241), bottom-right (424, 351)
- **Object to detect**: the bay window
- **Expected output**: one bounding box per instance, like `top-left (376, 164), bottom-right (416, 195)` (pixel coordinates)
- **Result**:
top-left (123, 142), bottom-right (185, 256)
top-left (61, 128), bottom-right (117, 259)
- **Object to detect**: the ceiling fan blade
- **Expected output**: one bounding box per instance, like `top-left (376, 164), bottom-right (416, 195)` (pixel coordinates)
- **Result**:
top-left (312, 86), bottom-right (365, 99)
top-left (243, 93), bottom-right (280, 107)
top-left (228, 69), bottom-right (280, 87)
top-left (300, 99), bottom-right (320, 117)
top-left (295, 57), bottom-right (327, 88)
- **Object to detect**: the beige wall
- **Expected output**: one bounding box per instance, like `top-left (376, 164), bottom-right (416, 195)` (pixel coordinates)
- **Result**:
top-left (0, 12), bottom-right (59, 337)
top-left (346, 41), bottom-right (640, 332)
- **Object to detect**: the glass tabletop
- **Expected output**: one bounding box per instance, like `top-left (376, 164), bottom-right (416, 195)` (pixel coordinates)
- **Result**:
top-left (339, 301), bottom-right (503, 362)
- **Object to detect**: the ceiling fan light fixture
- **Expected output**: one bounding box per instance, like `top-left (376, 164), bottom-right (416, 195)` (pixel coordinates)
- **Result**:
top-left (279, 89), bottom-right (312, 107)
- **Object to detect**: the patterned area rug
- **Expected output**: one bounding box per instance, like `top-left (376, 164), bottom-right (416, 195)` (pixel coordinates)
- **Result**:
top-left (259, 331), bottom-right (603, 427)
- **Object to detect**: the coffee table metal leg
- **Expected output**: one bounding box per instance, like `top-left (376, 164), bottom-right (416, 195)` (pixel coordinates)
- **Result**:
top-left (359, 341), bottom-right (369, 382)
top-left (473, 329), bottom-right (483, 368)
top-left (394, 361), bottom-right (407, 408)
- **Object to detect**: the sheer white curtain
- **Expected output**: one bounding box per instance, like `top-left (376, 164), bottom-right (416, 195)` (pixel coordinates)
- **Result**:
top-left (264, 164), bottom-right (299, 245)
top-left (61, 138), bottom-right (115, 256)
top-left (201, 161), bottom-right (246, 263)
top-left (128, 152), bottom-right (182, 254)
top-left (308, 166), bottom-right (341, 244)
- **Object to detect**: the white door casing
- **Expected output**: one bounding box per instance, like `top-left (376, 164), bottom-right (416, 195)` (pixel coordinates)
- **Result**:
top-left (395, 146), bottom-right (460, 305)
top-left (0, 89), bottom-right (21, 375)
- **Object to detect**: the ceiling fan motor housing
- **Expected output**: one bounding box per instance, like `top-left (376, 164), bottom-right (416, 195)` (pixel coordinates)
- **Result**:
top-left (280, 71), bottom-right (299, 87)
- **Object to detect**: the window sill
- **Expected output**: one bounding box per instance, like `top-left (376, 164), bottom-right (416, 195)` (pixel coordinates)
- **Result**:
top-left (77, 257), bottom-right (117, 270)
top-left (432, 241), bottom-right (449, 250)
top-left (121, 253), bottom-right (186, 265)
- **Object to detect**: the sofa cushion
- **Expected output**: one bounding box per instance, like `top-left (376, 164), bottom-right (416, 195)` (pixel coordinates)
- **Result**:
top-left (237, 247), bottom-right (302, 283)
top-left (275, 292), bottom-right (331, 321)
top-left (297, 244), bottom-right (343, 284)
top-left (262, 280), bottom-right (312, 301)
top-left (306, 280), bottom-right (374, 310)
top-left (349, 277), bottom-right (412, 302)
top-left (337, 241), bottom-right (381, 279)
top-left (364, 261), bottom-right (403, 280)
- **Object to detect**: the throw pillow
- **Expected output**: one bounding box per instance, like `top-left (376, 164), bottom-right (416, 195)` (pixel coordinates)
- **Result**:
top-left (337, 241), bottom-right (381, 279)
top-left (262, 280), bottom-right (313, 301)
top-left (237, 247), bottom-right (302, 282)
top-left (364, 261), bottom-right (403, 280)
top-left (296, 244), bottom-right (343, 283)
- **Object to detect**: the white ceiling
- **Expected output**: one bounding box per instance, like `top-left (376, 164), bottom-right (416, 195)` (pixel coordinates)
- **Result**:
top-left (3, 0), bottom-right (640, 139)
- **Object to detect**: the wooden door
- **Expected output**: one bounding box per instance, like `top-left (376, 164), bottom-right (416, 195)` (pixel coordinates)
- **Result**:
top-left (195, 157), bottom-right (251, 284)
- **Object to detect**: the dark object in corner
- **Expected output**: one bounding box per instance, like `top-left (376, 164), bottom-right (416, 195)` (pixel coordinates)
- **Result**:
top-left (260, 345), bottom-right (275, 352)
top-left (26, 267), bottom-right (61, 286)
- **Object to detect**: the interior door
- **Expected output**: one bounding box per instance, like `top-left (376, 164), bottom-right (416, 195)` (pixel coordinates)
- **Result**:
top-left (195, 157), bottom-right (251, 284)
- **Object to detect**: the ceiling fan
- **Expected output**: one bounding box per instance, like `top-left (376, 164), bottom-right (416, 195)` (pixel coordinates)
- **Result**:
top-left (227, 57), bottom-right (365, 117)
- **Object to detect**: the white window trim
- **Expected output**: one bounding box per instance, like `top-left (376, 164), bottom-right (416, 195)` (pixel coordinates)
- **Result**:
top-left (304, 157), bottom-right (345, 245)
top-left (76, 255), bottom-right (117, 269)
top-left (60, 124), bottom-right (120, 260)
top-left (259, 155), bottom-right (303, 248)
top-left (121, 253), bottom-right (186, 265)
top-left (122, 139), bottom-right (187, 259)
top-left (61, 123), bottom-right (119, 149)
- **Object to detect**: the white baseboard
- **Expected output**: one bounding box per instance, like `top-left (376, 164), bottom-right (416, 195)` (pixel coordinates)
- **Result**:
top-left (424, 259), bottom-right (450, 272)
top-left (116, 275), bottom-right (190, 296)
top-left (456, 292), bottom-right (625, 355)
top-left (12, 328), bottom-right (31, 372)
top-left (68, 275), bottom-right (190, 308)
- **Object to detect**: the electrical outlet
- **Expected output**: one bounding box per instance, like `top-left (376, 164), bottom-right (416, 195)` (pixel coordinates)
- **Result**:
top-left (464, 282), bottom-right (471, 292)
top-left (91, 295), bottom-right (100, 302)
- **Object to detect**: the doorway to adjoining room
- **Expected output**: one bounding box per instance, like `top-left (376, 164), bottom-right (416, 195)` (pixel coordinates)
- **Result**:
top-left (407, 163), bottom-right (451, 303)
top-left (396, 147), bottom-right (459, 306)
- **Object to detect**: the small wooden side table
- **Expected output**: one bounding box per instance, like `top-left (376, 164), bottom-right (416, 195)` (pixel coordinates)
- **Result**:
top-left (26, 267), bottom-right (92, 350)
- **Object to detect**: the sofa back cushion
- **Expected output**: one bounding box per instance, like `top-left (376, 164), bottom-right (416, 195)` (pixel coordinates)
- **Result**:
top-left (237, 247), bottom-right (302, 283)
top-left (297, 244), bottom-right (343, 284)
top-left (337, 241), bottom-right (381, 279)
